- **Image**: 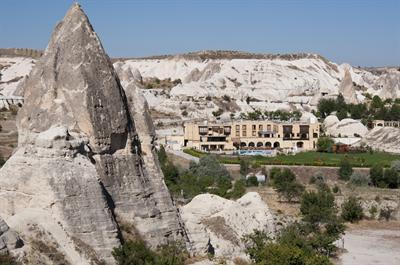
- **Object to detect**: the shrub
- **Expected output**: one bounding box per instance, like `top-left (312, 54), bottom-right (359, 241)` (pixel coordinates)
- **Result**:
top-left (370, 164), bottom-right (384, 187)
top-left (229, 179), bottom-right (246, 199)
top-left (383, 168), bottom-right (399, 189)
top-left (0, 254), bottom-right (18, 265)
top-left (332, 185), bottom-right (340, 194)
top-left (391, 160), bottom-right (400, 172)
top-left (301, 189), bottom-right (336, 225)
top-left (339, 158), bottom-right (353, 181)
top-left (273, 169), bottom-right (304, 202)
top-left (112, 240), bottom-right (187, 265)
top-left (246, 176), bottom-right (259, 187)
top-left (317, 137), bottom-right (334, 153)
top-left (341, 196), bottom-right (363, 223)
top-left (240, 159), bottom-right (250, 176)
top-left (112, 240), bottom-right (157, 265)
top-left (349, 172), bottom-right (369, 187)
top-left (368, 205), bottom-right (378, 219)
top-left (379, 207), bottom-right (394, 221)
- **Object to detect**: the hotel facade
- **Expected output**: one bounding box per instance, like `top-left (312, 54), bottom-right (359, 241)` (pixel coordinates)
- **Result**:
top-left (183, 120), bottom-right (320, 152)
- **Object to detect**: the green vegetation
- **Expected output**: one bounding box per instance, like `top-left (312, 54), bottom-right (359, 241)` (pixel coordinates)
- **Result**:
top-left (143, 77), bottom-right (181, 89)
top-left (112, 240), bottom-right (187, 265)
top-left (246, 176), bottom-right (259, 187)
top-left (244, 187), bottom-right (345, 265)
top-left (0, 254), bottom-right (18, 265)
top-left (239, 110), bottom-right (301, 121)
top-left (317, 94), bottom-right (400, 122)
top-left (183, 149), bottom-right (400, 168)
top-left (316, 137), bottom-right (334, 153)
top-left (349, 172), bottom-right (369, 187)
top-left (158, 148), bottom-right (245, 200)
top-left (341, 196), bottom-right (364, 223)
top-left (338, 158), bottom-right (353, 181)
top-left (369, 163), bottom-right (400, 189)
top-left (272, 168), bottom-right (304, 202)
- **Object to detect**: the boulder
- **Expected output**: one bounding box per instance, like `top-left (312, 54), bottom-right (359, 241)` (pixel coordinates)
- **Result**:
top-left (324, 116), bottom-right (368, 137)
top-left (180, 192), bottom-right (275, 260)
top-left (0, 217), bottom-right (23, 255)
top-left (362, 127), bottom-right (400, 153)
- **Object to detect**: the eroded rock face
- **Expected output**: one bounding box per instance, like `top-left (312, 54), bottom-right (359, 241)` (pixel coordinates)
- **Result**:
top-left (180, 192), bottom-right (275, 260)
top-left (0, 217), bottom-right (23, 255)
top-left (0, 3), bottom-right (185, 264)
top-left (339, 68), bottom-right (358, 104)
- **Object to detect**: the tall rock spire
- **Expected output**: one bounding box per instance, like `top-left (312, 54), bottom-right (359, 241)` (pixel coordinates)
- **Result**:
top-left (0, 3), bottom-right (185, 264)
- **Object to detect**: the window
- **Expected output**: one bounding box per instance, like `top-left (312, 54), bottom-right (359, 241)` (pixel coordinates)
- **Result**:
top-left (252, 131), bottom-right (256, 136)
top-left (236, 125), bottom-right (240, 130)
top-left (199, 126), bottom-right (208, 134)
top-left (252, 124), bottom-right (256, 130)
top-left (236, 131), bottom-right (240, 136)
top-left (259, 124), bottom-right (263, 131)
top-left (267, 124), bottom-right (271, 131)
top-left (242, 131), bottom-right (247, 137)
top-left (242, 125), bottom-right (247, 130)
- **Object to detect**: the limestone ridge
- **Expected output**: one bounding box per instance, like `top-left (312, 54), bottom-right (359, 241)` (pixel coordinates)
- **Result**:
top-left (0, 3), bottom-right (185, 264)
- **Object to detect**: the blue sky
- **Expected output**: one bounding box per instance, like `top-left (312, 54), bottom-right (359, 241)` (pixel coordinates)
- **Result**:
top-left (0, 0), bottom-right (399, 66)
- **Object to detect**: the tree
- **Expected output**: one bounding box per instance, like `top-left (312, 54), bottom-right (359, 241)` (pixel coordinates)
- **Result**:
top-left (317, 98), bottom-right (336, 118)
top-left (273, 169), bottom-right (304, 202)
top-left (336, 109), bottom-right (347, 120)
top-left (341, 196), bottom-right (363, 223)
top-left (240, 159), bottom-right (250, 176)
top-left (300, 190), bottom-right (336, 225)
top-left (338, 158), bottom-right (353, 181)
top-left (112, 240), bottom-right (157, 265)
top-left (383, 168), bottom-right (399, 189)
top-left (317, 137), bottom-right (334, 152)
top-left (336, 94), bottom-right (347, 111)
top-left (246, 176), bottom-right (259, 187)
top-left (371, 95), bottom-right (383, 109)
top-left (370, 164), bottom-right (384, 187)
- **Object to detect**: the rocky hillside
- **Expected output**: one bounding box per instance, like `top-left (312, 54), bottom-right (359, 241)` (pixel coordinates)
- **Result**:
top-left (2, 50), bottom-right (399, 124)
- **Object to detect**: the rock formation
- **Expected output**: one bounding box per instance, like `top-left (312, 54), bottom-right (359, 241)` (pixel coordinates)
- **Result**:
top-left (362, 127), bottom-right (400, 154)
top-left (0, 217), bottom-right (22, 255)
top-left (0, 3), bottom-right (185, 264)
top-left (323, 115), bottom-right (368, 138)
top-left (180, 192), bottom-right (275, 260)
top-left (339, 68), bottom-right (358, 104)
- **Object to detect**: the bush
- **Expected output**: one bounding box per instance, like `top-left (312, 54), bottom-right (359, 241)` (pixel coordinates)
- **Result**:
top-left (339, 158), bottom-right (353, 181)
top-left (112, 240), bottom-right (187, 265)
top-left (332, 185), bottom-right (340, 194)
top-left (112, 240), bottom-right (157, 265)
top-left (349, 172), bottom-right (369, 187)
top-left (273, 168), bottom-right (304, 202)
top-left (243, 229), bottom-right (332, 265)
top-left (246, 176), bottom-right (259, 187)
top-left (301, 189), bottom-right (336, 225)
top-left (383, 168), bottom-right (399, 189)
top-left (240, 159), bottom-right (250, 176)
top-left (0, 254), bottom-right (18, 265)
top-left (368, 205), bottom-right (378, 219)
top-left (379, 207), bottom-right (394, 221)
top-left (391, 160), bottom-right (400, 172)
top-left (317, 137), bottom-right (334, 153)
top-left (229, 179), bottom-right (246, 199)
top-left (370, 164), bottom-right (384, 187)
top-left (341, 196), bottom-right (363, 223)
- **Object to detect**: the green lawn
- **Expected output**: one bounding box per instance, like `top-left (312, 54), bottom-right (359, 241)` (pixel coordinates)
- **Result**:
top-left (183, 149), bottom-right (400, 168)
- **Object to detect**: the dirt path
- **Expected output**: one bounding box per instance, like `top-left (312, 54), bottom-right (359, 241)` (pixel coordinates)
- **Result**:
top-left (337, 223), bottom-right (400, 265)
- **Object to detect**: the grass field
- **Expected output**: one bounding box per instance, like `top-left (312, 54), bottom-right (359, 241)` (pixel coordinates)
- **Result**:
top-left (183, 149), bottom-right (400, 168)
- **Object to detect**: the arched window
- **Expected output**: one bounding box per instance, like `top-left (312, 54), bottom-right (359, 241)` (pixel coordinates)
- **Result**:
top-left (265, 142), bottom-right (272, 148)
top-left (273, 142), bottom-right (280, 148)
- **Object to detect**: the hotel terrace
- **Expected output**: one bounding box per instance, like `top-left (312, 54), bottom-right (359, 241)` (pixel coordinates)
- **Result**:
top-left (183, 119), bottom-right (320, 152)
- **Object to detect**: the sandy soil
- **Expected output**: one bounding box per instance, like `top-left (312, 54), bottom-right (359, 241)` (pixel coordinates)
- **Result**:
top-left (337, 221), bottom-right (400, 265)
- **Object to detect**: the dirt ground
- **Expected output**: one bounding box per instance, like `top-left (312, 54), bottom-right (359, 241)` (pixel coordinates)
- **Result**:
top-left (335, 221), bottom-right (400, 265)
